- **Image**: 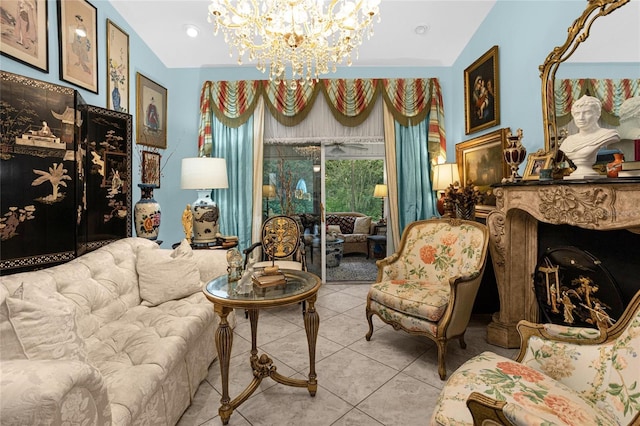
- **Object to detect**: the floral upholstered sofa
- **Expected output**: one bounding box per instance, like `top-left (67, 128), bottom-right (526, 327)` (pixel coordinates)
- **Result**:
top-left (326, 212), bottom-right (375, 255)
top-left (0, 237), bottom-right (234, 425)
top-left (431, 290), bottom-right (640, 426)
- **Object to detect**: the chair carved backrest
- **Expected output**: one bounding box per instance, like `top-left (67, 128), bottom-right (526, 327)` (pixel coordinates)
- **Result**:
top-left (261, 215), bottom-right (301, 262)
top-left (380, 219), bottom-right (487, 282)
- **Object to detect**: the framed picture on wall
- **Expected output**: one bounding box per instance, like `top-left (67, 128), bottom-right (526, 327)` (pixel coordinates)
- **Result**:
top-left (455, 128), bottom-right (509, 213)
top-left (0, 0), bottom-right (49, 72)
top-left (141, 150), bottom-right (161, 187)
top-left (464, 45), bottom-right (499, 135)
top-left (106, 19), bottom-right (129, 113)
top-left (136, 73), bottom-right (167, 149)
top-left (57, 0), bottom-right (98, 93)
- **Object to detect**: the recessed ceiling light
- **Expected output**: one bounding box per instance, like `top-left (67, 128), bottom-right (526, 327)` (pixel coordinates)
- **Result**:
top-left (414, 24), bottom-right (429, 35)
top-left (185, 24), bottom-right (200, 38)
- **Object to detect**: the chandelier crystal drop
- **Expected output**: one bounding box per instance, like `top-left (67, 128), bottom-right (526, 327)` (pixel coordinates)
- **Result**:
top-left (208, 0), bottom-right (381, 84)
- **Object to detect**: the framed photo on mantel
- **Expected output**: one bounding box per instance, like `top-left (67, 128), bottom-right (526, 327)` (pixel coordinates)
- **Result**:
top-left (464, 45), bottom-right (500, 135)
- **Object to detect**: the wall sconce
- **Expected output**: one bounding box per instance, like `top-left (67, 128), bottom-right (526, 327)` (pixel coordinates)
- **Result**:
top-left (181, 157), bottom-right (229, 245)
top-left (432, 163), bottom-right (460, 216)
top-left (373, 184), bottom-right (388, 224)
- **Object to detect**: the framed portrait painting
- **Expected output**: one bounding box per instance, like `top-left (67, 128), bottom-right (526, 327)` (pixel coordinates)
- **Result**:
top-left (523, 150), bottom-right (554, 181)
top-left (136, 73), bottom-right (167, 149)
top-left (106, 19), bottom-right (129, 113)
top-left (141, 151), bottom-right (161, 187)
top-left (455, 128), bottom-right (509, 214)
top-left (464, 45), bottom-right (499, 135)
top-left (57, 0), bottom-right (98, 93)
top-left (0, 0), bottom-right (49, 72)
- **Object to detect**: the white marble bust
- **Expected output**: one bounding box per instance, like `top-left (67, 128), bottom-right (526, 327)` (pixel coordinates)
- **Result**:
top-left (559, 95), bottom-right (620, 179)
top-left (618, 96), bottom-right (640, 140)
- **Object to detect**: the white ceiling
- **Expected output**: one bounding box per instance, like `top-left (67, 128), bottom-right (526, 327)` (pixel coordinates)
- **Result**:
top-left (108, 0), bottom-right (639, 70)
top-left (108, 0), bottom-right (496, 69)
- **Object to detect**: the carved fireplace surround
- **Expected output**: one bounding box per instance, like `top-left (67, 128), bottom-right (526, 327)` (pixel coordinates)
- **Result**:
top-left (486, 180), bottom-right (640, 348)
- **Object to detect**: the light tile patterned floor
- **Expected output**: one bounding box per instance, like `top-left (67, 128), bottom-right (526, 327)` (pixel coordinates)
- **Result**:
top-left (177, 282), bottom-right (518, 426)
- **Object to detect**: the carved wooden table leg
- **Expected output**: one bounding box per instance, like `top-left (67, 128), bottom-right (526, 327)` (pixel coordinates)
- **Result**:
top-left (304, 294), bottom-right (319, 396)
top-left (214, 305), bottom-right (234, 425)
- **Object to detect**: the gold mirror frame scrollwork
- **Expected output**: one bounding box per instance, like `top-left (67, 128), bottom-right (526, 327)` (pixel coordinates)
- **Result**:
top-left (539, 0), bottom-right (630, 158)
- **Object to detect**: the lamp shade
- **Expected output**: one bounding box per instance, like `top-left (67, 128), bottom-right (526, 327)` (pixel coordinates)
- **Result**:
top-left (373, 184), bottom-right (388, 198)
top-left (181, 157), bottom-right (229, 190)
top-left (262, 184), bottom-right (276, 199)
top-left (432, 163), bottom-right (460, 191)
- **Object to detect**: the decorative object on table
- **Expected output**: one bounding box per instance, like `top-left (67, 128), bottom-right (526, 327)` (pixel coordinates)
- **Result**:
top-left (464, 45), bottom-right (499, 135)
top-left (206, 0), bottom-right (381, 83)
top-left (559, 95), bottom-right (620, 180)
top-left (522, 149), bottom-right (554, 181)
top-left (455, 128), bottom-right (509, 214)
top-left (262, 184), bottom-right (276, 217)
top-left (502, 128), bottom-right (526, 182)
top-left (106, 19), bottom-right (129, 112)
top-left (136, 73), bottom-right (167, 148)
top-left (141, 150), bottom-right (161, 187)
top-left (0, 0), bottom-right (49, 72)
top-left (606, 152), bottom-right (625, 178)
top-left (432, 163), bottom-right (460, 216)
top-left (373, 184), bottom-right (388, 224)
top-left (181, 157), bottom-right (229, 245)
top-left (226, 247), bottom-right (243, 281)
top-left (134, 183), bottom-right (161, 240)
top-left (444, 181), bottom-right (484, 220)
top-left (57, 0), bottom-right (98, 93)
top-left (181, 204), bottom-right (193, 243)
top-left (539, 168), bottom-right (553, 181)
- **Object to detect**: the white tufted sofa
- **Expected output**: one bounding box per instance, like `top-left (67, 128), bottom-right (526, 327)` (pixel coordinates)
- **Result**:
top-left (0, 237), bottom-right (234, 425)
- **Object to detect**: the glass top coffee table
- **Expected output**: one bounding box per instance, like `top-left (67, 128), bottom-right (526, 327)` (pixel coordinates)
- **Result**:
top-left (203, 269), bottom-right (322, 425)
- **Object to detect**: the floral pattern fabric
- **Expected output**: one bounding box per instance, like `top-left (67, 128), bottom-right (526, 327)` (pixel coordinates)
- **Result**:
top-left (370, 222), bottom-right (485, 324)
top-left (432, 302), bottom-right (640, 426)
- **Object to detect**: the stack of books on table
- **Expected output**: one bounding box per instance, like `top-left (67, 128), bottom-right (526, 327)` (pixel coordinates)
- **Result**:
top-left (251, 270), bottom-right (287, 288)
top-left (618, 161), bottom-right (640, 177)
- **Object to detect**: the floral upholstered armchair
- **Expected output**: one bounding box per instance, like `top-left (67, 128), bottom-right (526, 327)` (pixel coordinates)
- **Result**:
top-left (365, 218), bottom-right (489, 380)
top-left (431, 290), bottom-right (640, 426)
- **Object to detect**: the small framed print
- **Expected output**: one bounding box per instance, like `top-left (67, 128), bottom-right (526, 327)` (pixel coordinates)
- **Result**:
top-left (57, 0), bottom-right (98, 93)
top-left (136, 73), bottom-right (167, 148)
top-left (106, 19), bottom-right (129, 112)
top-left (0, 0), bottom-right (49, 72)
top-left (464, 45), bottom-right (500, 135)
top-left (523, 151), bottom-right (554, 181)
top-left (141, 150), bottom-right (161, 187)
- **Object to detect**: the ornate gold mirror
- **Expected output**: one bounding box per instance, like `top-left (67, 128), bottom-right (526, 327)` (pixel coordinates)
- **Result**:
top-left (539, 0), bottom-right (631, 156)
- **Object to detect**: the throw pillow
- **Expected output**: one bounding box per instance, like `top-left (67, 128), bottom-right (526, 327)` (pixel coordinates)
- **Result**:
top-left (354, 216), bottom-right (372, 234)
top-left (5, 284), bottom-right (87, 362)
top-left (327, 225), bottom-right (342, 235)
top-left (137, 239), bottom-right (202, 306)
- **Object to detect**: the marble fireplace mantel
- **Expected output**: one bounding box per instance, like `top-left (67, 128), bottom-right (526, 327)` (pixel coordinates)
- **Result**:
top-left (485, 179), bottom-right (640, 348)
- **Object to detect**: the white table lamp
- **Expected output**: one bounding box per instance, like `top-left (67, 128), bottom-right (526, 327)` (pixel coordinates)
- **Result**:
top-left (373, 184), bottom-right (388, 224)
top-left (432, 163), bottom-right (460, 216)
top-left (181, 157), bottom-right (229, 244)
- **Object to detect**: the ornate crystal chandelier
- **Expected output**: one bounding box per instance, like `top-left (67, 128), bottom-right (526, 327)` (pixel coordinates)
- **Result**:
top-left (208, 0), bottom-right (381, 84)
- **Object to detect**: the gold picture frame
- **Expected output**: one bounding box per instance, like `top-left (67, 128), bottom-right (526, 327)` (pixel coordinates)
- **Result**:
top-left (57, 0), bottom-right (98, 93)
top-left (455, 128), bottom-right (509, 213)
top-left (464, 45), bottom-right (500, 135)
top-left (106, 19), bottom-right (129, 113)
top-left (523, 151), bottom-right (554, 181)
top-left (0, 0), bottom-right (49, 72)
top-left (136, 73), bottom-right (167, 148)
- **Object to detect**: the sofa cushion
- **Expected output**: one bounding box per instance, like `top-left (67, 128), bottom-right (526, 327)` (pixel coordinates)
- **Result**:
top-left (354, 216), bottom-right (372, 234)
top-left (431, 351), bottom-right (618, 426)
top-left (326, 214), bottom-right (356, 234)
top-left (5, 284), bottom-right (87, 362)
top-left (137, 239), bottom-right (202, 306)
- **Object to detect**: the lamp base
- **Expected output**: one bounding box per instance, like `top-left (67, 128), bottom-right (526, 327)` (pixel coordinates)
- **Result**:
top-left (192, 190), bottom-right (220, 244)
top-left (437, 192), bottom-right (446, 216)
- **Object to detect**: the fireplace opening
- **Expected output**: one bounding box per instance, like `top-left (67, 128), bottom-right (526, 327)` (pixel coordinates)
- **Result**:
top-left (538, 223), bottom-right (640, 309)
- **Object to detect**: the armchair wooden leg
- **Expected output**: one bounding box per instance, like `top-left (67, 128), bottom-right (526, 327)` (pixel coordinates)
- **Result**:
top-left (437, 340), bottom-right (447, 380)
top-left (365, 308), bottom-right (374, 340)
top-left (458, 333), bottom-right (467, 349)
